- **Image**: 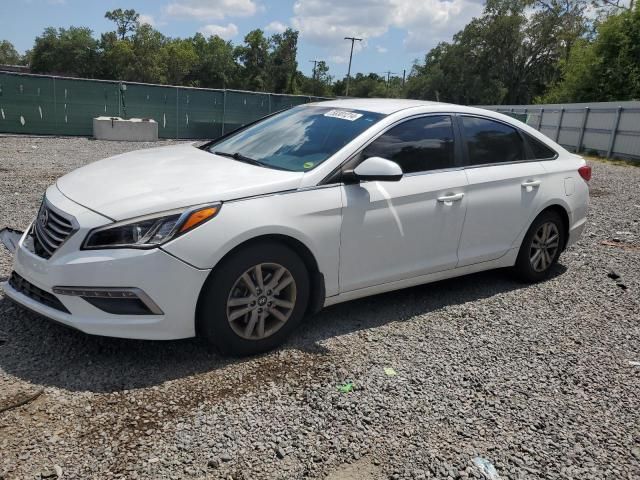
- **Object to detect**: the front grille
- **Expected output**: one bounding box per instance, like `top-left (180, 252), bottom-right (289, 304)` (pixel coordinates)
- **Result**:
top-left (8, 272), bottom-right (70, 313)
top-left (32, 200), bottom-right (75, 259)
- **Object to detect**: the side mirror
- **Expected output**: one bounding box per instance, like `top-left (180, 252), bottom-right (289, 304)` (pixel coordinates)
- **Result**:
top-left (344, 157), bottom-right (403, 183)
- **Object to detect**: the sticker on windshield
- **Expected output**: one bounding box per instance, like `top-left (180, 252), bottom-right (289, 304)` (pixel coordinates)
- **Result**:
top-left (303, 161), bottom-right (314, 169)
top-left (323, 109), bottom-right (363, 121)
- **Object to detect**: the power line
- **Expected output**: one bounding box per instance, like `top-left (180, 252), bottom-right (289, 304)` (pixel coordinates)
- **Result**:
top-left (344, 36), bottom-right (362, 96)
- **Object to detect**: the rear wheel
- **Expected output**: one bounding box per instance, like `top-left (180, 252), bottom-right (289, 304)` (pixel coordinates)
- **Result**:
top-left (514, 210), bottom-right (565, 282)
top-left (197, 242), bottom-right (309, 356)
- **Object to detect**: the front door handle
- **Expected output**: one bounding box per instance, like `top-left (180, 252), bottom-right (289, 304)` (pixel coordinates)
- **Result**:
top-left (437, 193), bottom-right (464, 204)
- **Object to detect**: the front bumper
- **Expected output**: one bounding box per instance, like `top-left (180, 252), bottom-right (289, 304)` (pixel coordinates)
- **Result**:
top-left (2, 186), bottom-right (210, 340)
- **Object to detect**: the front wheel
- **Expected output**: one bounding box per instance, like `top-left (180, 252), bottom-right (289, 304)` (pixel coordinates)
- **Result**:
top-left (514, 210), bottom-right (565, 282)
top-left (197, 242), bottom-right (309, 356)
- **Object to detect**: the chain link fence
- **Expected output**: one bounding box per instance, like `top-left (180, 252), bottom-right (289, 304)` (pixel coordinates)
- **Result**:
top-left (0, 71), bottom-right (329, 139)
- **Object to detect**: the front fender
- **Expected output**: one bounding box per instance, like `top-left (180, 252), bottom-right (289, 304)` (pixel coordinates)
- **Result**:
top-left (162, 187), bottom-right (343, 297)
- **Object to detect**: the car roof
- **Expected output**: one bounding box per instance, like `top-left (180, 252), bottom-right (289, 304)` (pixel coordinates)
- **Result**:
top-left (307, 98), bottom-right (446, 115)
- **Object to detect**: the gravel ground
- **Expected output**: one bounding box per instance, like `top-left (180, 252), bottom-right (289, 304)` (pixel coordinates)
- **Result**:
top-left (0, 135), bottom-right (639, 480)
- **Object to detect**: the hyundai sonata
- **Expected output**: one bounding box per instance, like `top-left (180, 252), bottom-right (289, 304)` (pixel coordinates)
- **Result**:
top-left (2, 99), bottom-right (590, 355)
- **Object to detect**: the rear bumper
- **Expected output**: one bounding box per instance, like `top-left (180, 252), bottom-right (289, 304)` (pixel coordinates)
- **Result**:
top-left (566, 216), bottom-right (587, 249)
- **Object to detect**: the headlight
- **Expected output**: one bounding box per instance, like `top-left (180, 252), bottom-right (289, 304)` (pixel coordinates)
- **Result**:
top-left (83, 203), bottom-right (221, 249)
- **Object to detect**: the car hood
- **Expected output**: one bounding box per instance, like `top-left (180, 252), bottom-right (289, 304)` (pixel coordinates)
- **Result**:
top-left (56, 143), bottom-right (305, 220)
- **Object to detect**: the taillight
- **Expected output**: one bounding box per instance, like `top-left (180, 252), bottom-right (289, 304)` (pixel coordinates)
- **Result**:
top-left (578, 165), bottom-right (592, 182)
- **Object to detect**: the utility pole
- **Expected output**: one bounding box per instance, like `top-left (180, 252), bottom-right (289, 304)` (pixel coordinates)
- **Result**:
top-left (309, 59), bottom-right (323, 96)
top-left (344, 36), bottom-right (362, 96)
top-left (382, 71), bottom-right (396, 93)
top-left (402, 69), bottom-right (406, 88)
top-left (309, 59), bottom-right (320, 81)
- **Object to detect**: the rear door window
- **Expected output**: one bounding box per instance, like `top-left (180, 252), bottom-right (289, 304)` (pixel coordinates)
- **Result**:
top-left (461, 116), bottom-right (526, 165)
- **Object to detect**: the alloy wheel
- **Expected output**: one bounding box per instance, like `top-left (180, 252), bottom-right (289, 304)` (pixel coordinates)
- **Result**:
top-left (529, 222), bottom-right (560, 272)
top-left (226, 263), bottom-right (297, 340)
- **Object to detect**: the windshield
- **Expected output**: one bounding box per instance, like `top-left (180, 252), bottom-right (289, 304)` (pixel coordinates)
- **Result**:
top-left (207, 105), bottom-right (384, 172)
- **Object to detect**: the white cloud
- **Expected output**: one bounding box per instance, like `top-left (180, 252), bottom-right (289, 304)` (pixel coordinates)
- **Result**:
top-left (292, 0), bottom-right (484, 54)
top-left (165, 0), bottom-right (258, 20)
top-left (138, 14), bottom-right (156, 26)
top-left (375, 45), bottom-right (388, 53)
top-left (265, 21), bottom-right (288, 33)
top-left (198, 23), bottom-right (239, 39)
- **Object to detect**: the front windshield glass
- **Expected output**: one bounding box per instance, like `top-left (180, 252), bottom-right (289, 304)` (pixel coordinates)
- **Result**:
top-left (207, 105), bottom-right (384, 172)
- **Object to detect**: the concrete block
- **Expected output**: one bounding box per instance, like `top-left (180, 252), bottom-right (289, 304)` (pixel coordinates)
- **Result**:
top-left (93, 117), bottom-right (158, 142)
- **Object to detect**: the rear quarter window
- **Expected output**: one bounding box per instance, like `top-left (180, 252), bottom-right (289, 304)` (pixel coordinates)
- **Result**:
top-left (524, 133), bottom-right (557, 160)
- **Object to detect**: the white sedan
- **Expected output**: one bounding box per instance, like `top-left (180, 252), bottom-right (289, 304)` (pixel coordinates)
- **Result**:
top-left (3, 99), bottom-right (590, 355)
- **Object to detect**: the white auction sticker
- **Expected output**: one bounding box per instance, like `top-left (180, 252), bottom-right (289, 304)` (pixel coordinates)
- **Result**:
top-left (323, 109), bottom-right (363, 121)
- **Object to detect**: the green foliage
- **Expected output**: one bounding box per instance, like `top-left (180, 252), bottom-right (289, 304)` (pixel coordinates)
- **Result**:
top-left (16, 2), bottom-right (636, 102)
top-left (105, 8), bottom-right (140, 40)
top-left (406, 0), bottom-right (580, 105)
top-left (30, 27), bottom-right (100, 77)
top-left (543, 7), bottom-right (640, 102)
top-left (298, 60), bottom-right (333, 96)
top-left (236, 29), bottom-right (270, 91)
top-left (0, 40), bottom-right (22, 65)
top-left (268, 28), bottom-right (299, 93)
top-left (189, 33), bottom-right (238, 88)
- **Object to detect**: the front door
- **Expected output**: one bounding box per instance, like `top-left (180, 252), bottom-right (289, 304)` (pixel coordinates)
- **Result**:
top-left (339, 115), bottom-right (468, 293)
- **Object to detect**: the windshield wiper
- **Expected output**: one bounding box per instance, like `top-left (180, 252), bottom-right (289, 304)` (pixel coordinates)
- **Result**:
top-left (214, 151), bottom-right (264, 167)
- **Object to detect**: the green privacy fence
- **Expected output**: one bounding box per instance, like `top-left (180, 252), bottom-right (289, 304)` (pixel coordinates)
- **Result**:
top-left (0, 72), bottom-right (329, 139)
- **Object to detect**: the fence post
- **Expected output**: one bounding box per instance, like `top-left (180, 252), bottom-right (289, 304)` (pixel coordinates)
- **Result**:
top-left (221, 90), bottom-right (227, 135)
top-left (607, 106), bottom-right (622, 159)
top-left (53, 77), bottom-right (57, 130)
top-left (576, 107), bottom-right (589, 153)
top-left (268, 93), bottom-right (272, 114)
top-left (175, 86), bottom-right (179, 140)
top-left (555, 107), bottom-right (564, 142)
top-left (537, 108), bottom-right (544, 131)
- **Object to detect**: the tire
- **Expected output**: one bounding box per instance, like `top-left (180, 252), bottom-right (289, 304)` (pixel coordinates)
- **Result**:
top-left (197, 241), bottom-right (310, 356)
top-left (514, 210), bottom-right (565, 283)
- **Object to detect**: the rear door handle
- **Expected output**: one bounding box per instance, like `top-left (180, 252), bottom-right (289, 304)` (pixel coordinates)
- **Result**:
top-left (521, 180), bottom-right (541, 188)
top-left (437, 193), bottom-right (464, 204)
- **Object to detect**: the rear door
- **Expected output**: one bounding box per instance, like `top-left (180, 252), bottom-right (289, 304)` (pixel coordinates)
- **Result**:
top-left (339, 115), bottom-right (468, 292)
top-left (456, 115), bottom-right (547, 267)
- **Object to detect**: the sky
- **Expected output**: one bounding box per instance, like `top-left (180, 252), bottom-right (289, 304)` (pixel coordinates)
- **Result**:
top-left (1, 0), bottom-right (487, 79)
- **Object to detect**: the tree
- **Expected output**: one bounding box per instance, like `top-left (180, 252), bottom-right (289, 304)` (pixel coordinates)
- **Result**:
top-left (105, 8), bottom-right (140, 40)
top-left (543, 6), bottom-right (640, 102)
top-left (30, 27), bottom-right (100, 77)
top-left (190, 33), bottom-right (239, 88)
top-left (99, 31), bottom-right (136, 80)
top-left (0, 40), bottom-right (22, 65)
top-left (128, 24), bottom-right (165, 83)
top-left (237, 29), bottom-right (269, 91)
top-left (405, 0), bottom-right (579, 105)
top-left (160, 38), bottom-right (198, 85)
top-left (591, 0), bottom-right (635, 12)
top-left (268, 28), bottom-right (299, 93)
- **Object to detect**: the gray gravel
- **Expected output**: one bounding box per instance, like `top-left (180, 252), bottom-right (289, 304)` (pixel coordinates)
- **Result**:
top-left (1, 136), bottom-right (639, 480)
